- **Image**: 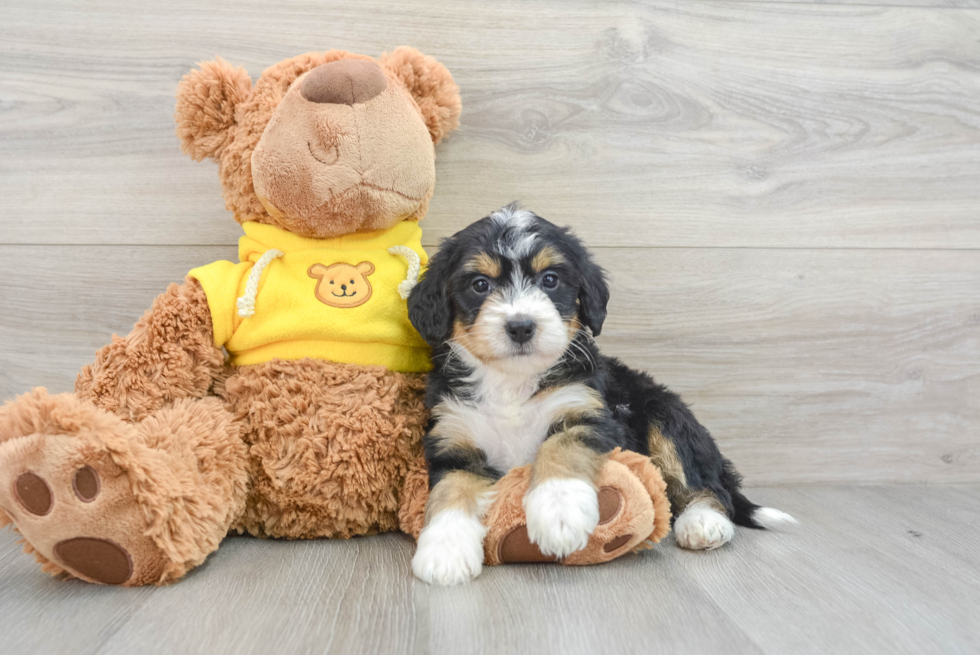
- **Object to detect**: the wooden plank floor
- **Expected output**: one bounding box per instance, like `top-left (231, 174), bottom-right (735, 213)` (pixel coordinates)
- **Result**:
top-left (1, 485), bottom-right (977, 655)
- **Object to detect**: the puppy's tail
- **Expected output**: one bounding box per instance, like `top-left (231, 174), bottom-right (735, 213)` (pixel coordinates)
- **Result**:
top-left (731, 490), bottom-right (798, 530)
top-left (721, 458), bottom-right (797, 529)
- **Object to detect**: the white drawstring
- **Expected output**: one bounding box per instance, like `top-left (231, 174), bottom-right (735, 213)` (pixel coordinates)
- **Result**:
top-left (237, 249), bottom-right (284, 317)
top-left (388, 246), bottom-right (421, 299)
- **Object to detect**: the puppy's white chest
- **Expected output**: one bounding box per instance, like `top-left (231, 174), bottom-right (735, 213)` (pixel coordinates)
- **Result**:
top-left (440, 373), bottom-right (596, 473)
top-left (471, 393), bottom-right (552, 472)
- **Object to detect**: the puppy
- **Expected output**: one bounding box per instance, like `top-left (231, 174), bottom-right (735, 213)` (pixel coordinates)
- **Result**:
top-left (408, 204), bottom-right (795, 585)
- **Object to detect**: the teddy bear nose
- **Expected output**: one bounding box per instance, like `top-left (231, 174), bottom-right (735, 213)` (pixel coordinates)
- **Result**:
top-left (301, 59), bottom-right (388, 105)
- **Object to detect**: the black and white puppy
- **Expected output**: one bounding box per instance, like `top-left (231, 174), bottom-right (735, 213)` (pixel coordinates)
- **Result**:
top-left (408, 204), bottom-right (795, 585)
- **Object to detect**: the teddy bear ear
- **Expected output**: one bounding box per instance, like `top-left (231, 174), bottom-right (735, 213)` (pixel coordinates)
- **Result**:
top-left (380, 47), bottom-right (461, 145)
top-left (175, 57), bottom-right (252, 161)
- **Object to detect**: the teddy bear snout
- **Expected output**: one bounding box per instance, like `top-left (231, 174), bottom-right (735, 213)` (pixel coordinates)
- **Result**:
top-left (301, 59), bottom-right (388, 106)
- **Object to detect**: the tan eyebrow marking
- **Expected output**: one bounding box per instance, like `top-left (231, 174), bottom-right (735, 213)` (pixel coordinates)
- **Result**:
top-left (464, 252), bottom-right (502, 278)
top-left (531, 246), bottom-right (565, 273)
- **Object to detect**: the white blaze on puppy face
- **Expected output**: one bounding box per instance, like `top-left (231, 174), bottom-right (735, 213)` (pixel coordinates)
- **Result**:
top-left (468, 278), bottom-right (570, 372)
top-left (450, 204), bottom-right (580, 377)
top-left (491, 203), bottom-right (536, 230)
top-left (491, 204), bottom-right (540, 260)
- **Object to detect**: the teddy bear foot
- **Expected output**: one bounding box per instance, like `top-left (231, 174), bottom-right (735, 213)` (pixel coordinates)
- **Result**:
top-left (0, 389), bottom-right (248, 586)
top-left (0, 427), bottom-right (170, 586)
top-left (483, 449), bottom-right (673, 566)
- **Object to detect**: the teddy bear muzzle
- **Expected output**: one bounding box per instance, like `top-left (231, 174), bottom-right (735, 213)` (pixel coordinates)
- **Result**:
top-left (301, 59), bottom-right (387, 105)
top-left (250, 56), bottom-right (436, 239)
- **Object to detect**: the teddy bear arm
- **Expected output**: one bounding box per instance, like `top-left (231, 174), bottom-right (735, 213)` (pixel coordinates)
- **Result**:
top-left (400, 448), bottom-right (673, 566)
top-left (75, 277), bottom-right (225, 422)
top-left (481, 450), bottom-right (672, 566)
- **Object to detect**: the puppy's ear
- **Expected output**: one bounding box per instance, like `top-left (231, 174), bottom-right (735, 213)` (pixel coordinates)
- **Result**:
top-left (175, 57), bottom-right (252, 161)
top-left (408, 249), bottom-right (455, 347)
top-left (576, 246), bottom-right (609, 337)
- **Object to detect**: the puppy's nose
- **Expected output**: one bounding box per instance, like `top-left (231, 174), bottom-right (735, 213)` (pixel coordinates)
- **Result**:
top-left (505, 319), bottom-right (537, 345)
top-left (301, 59), bottom-right (388, 105)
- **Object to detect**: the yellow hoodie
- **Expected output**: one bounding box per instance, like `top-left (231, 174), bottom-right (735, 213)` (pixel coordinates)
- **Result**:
top-left (188, 221), bottom-right (431, 373)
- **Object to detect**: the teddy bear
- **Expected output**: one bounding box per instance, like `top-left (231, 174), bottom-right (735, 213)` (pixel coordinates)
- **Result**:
top-left (0, 47), bottom-right (670, 587)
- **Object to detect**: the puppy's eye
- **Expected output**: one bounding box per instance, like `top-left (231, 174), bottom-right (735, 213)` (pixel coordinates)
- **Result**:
top-left (541, 272), bottom-right (559, 289)
top-left (472, 277), bottom-right (491, 294)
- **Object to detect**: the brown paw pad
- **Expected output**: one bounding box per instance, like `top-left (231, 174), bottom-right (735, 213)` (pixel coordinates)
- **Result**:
top-left (597, 486), bottom-right (623, 525)
top-left (54, 537), bottom-right (133, 585)
top-left (72, 466), bottom-right (101, 502)
top-left (496, 487), bottom-right (629, 563)
top-left (498, 525), bottom-right (558, 564)
top-left (603, 534), bottom-right (634, 553)
top-left (14, 472), bottom-right (53, 516)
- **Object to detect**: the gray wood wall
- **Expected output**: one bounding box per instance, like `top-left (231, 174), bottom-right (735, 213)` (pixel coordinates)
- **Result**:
top-left (1, 0), bottom-right (978, 485)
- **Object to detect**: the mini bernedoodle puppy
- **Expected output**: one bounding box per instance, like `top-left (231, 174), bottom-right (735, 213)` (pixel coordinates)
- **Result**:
top-left (408, 204), bottom-right (795, 585)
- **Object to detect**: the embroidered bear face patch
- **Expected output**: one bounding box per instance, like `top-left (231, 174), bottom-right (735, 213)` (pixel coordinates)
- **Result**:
top-left (308, 261), bottom-right (375, 308)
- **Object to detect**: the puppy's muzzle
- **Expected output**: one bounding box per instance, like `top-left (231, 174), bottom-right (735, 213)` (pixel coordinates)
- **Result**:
top-left (505, 318), bottom-right (537, 345)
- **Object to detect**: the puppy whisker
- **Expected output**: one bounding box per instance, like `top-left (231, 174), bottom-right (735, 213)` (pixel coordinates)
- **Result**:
top-left (568, 339), bottom-right (597, 373)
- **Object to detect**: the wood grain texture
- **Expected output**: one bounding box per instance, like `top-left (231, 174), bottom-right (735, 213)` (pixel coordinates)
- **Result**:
top-left (1, 0), bottom-right (979, 247)
top-left (729, 0), bottom-right (980, 8)
top-left (597, 247), bottom-right (980, 485)
top-left (2, 245), bottom-right (977, 485)
top-left (680, 485), bottom-right (980, 654)
top-left (1, 485), bottom-right (978, 655)
top-left (0, 246), bottom-right (235, 400)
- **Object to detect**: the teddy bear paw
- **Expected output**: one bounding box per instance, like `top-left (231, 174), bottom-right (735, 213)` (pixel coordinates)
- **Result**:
top-left (523, 479), bottom-right (600, 559)
top-left (0, 431), bottom-right (166, 586)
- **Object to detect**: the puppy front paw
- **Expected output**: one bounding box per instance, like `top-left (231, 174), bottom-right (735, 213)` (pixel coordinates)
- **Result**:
top-left (523, 479), bottom-right (599, 559)
top-left (412, 510), bottom-right (487, 586)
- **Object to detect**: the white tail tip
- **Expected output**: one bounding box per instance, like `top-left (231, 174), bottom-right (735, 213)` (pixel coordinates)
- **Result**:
top-left (752, 507), bottom-right (798, 529)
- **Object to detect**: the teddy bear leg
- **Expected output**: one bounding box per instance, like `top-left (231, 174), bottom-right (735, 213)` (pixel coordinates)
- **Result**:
top-left (0, 389), bottom-right (247, 586)
top-left (482, 450), bottom-right (672, 566)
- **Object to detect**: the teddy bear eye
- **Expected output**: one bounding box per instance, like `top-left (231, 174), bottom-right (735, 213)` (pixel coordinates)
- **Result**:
top-left (350, 279), bottom-right (355, 284)
top-left (329, 280), bottom-right (334, 285)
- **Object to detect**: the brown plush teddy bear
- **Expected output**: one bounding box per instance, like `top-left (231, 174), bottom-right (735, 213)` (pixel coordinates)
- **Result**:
top-left (0, 48), bottom-right (670, 587)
